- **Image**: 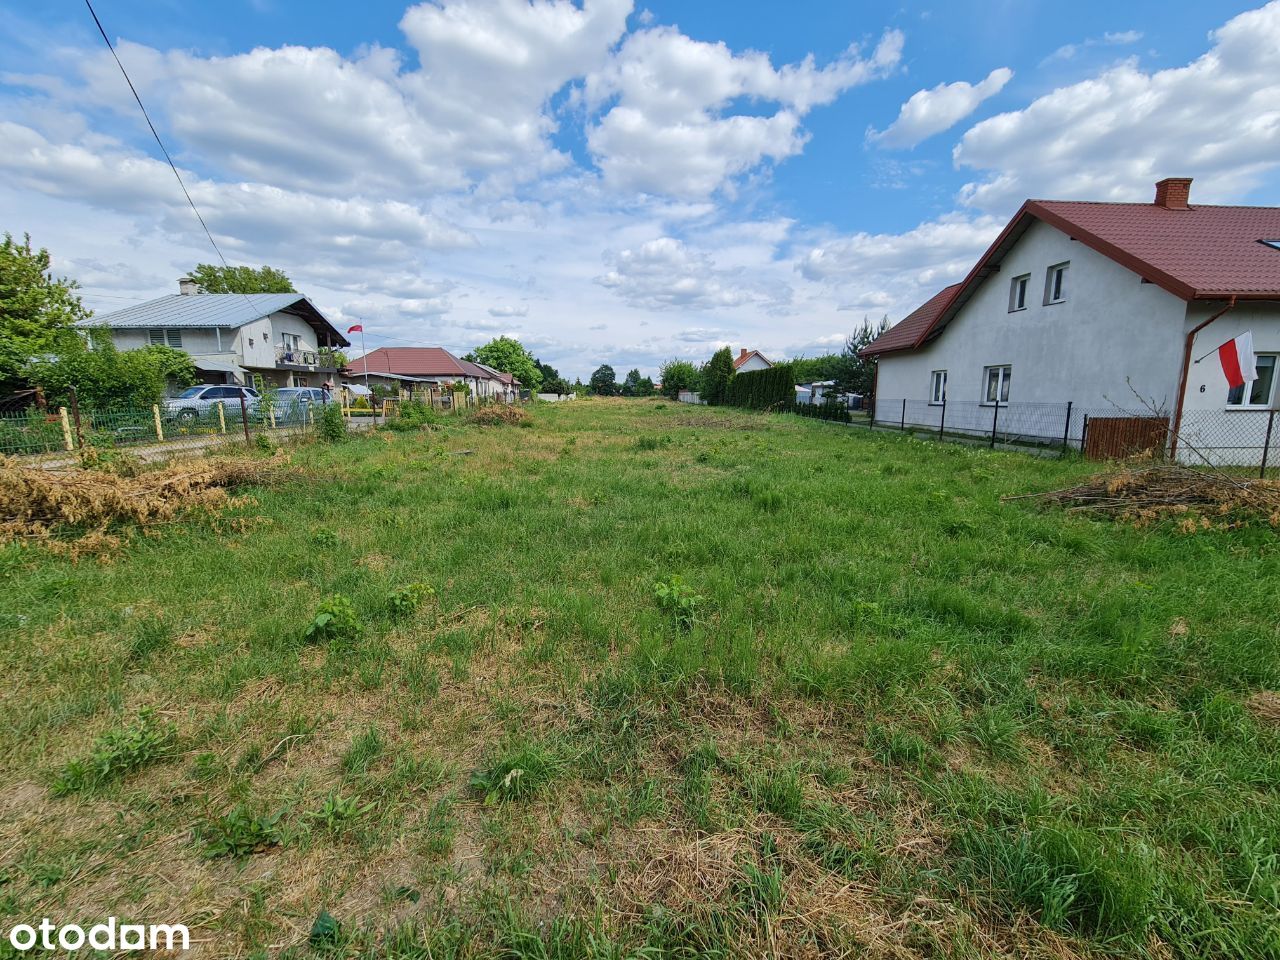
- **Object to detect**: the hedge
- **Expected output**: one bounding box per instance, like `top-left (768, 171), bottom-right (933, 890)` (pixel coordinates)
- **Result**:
top-left (725, 363), bottom-right (795, 410)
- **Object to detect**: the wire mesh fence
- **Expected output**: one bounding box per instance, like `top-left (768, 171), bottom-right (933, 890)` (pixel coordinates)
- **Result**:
top-left (856, 397), bottom-right (1280, 477)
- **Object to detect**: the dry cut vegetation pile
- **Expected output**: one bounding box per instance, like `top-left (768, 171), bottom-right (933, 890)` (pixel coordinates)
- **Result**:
top-left (0, 454), bottom-right (286, 547)
top-left (469, 405), bottom-right (531, 426)
top-left (1015, 463), bottom-right (1280, 530)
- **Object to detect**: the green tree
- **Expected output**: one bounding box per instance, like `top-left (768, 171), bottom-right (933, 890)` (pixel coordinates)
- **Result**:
top-left (464, 336), bottom-right (543, 392)
top-left (621, 368), bottom-right (646, 397)
top-left (26, 333), bottom-right (196, 408)
top-left (657, 359), bottom-right (700, 400)
top-left (0, 233), bottom-right (92, 388)
top-left (189, 263), bottom-right (295, 294)
top-left (789, 353), bottom-right (843, 384)
top-left (639, 376), bottom-right (655, 397)
top-left (831, 316), bottom-right (891, 396)
top-left (589, 364), bottom-right (618, 396)
top-left (700, 346), bottom-right (736, 405)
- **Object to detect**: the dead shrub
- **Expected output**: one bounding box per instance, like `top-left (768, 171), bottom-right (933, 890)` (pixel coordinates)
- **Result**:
top-left (469, 405), bottom-right (531, 427)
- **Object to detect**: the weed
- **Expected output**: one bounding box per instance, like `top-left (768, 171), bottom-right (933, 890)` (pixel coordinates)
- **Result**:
top-left (303, 594), bottom-right (362, 648)
top-left (318, 402), bottom-right (347, 442)
top-left (309, 791), bottom-right (376, 834)
top-left (200, 805), bottom-right (286, 858)
top-left (51, 708), bottom-right (173, 795)
top-left (653, 576), bottom-right (705, 630)
top-left (470, 741), bottom-right (564, 804)
top-left (341, 726), bottom-right (385, 778)
top-left (312, 527), bottom-right (340, 548)
top-left (386, 582), bottom-right (434, 620)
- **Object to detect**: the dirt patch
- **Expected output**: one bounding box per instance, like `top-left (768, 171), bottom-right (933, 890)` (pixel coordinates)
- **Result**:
top-left (1245, 691), bottom-right (1280, 726)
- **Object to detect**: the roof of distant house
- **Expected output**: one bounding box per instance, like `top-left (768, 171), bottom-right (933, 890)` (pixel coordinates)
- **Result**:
top-left (861, 178), bottom-right (1280, 357)
top-left (346, 347), bottom-right (511, 381)
top-left (733, 348), bottom-right (772, 369)
top-left (80, 292), bottom-right (350, 347)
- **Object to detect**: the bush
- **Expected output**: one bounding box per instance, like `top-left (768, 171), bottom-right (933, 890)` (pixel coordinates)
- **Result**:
top-left (658, 359), bottom-right (701, 400)
top-left (700, 346), bottom-right (736, 405)
top-left (318, 401), bottom-right (347, 442)
top-left (725, 363), bottom-right (795, 410)
top-left (386, 399), bottom-right (441, 432)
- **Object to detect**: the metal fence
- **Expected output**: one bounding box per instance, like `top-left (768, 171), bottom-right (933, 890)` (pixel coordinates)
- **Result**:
top-left (859, 398), bottom-right (1280, 476)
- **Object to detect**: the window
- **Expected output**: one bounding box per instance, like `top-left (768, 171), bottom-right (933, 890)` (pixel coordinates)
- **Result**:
top-left (1044, 262), bottom-right (1069, 304)
top-left (983, 365), bottom-right (1012, 404)
top-left (147, 328), bottom-right (182, 348)
top-left (1227, 355), bottom-right (1277, 407)
top-left (930, 370), bottom-right (947, 404)
top-left (1260, 239), bottom-right (1280, 251)
top-left (1009, 274), bottom-right (1030, 312)
top-left (282, 333), bottom-right (301, 351)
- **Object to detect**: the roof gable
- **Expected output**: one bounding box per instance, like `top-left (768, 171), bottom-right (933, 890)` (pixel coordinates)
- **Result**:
top-left (733, 349), bottom-right (772, 369)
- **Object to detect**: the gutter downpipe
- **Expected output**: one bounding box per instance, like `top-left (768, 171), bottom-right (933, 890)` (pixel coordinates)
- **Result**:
top-left (1170, 295), bottom-right (1236, 459)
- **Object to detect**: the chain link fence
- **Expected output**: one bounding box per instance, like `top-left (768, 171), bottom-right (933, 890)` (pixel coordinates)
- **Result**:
top-left (858, 397), bottom-right (1280, 476)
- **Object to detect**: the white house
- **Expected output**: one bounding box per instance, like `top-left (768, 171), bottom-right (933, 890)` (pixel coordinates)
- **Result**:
top-left (733, 349), bottom-right (773, 373)
top-left (862, 179), bottom-right (1280, 464)
top-left (79, 278), bottom-right (350, 389)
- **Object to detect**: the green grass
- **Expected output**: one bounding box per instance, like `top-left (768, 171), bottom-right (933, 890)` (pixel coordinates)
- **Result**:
top-left (1, 398), bottom-right (1278, 958)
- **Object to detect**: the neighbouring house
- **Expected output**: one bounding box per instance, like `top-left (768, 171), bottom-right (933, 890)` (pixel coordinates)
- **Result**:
top-left (796, 381), bottom-right (862, 409)
top-left (78, 278), bottom-right (350, 389)
top-left (733, 348), bottom-right (773, 372)
top-left (861, 178), bottom-right (1280, 464)
top-left (345, 347), bottom-right (516, 399)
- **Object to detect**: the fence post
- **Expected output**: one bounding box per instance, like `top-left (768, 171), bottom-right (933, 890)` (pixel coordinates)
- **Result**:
top-left (1081, 414), bottom-right (1090, 455)
top-left (68, 386), bottom-right (85, 450)
top-left (989, 401), bottom-right (999, 449)
top-left (216, 401), bottom-right (227, 434)
top-left (58, 407), bottom-right (74, 451)
top-left (1261, 409), bottom-right (1276, 479)
top-left (1061, 401), bottom-right (1072, 453)
top-left (239, 392), bottom-right (251, 444)
top-left (267, 402), bottom-right (277, 430)
top-left (938, 395), bottom-right (947, 439)
top-left (152, 404), bottom-right (164, 442)
top-left (900, 398), bottom-right (906, 431)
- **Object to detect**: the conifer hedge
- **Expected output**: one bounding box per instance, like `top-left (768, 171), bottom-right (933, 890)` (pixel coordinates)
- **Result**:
top-left (725, 363), bottom-right (795, 410)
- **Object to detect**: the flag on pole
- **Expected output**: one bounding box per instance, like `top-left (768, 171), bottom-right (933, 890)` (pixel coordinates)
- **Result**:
top-left (1217, 331), bottom-right (1257, 390)
top-left (347, 324), bottom-right (364, 334)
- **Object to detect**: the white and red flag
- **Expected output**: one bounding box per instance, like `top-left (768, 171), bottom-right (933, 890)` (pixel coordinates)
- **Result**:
top-left (347, 323), bottom-right (364, 334)
top-left (1217, 331), bottom-right (1257, 390)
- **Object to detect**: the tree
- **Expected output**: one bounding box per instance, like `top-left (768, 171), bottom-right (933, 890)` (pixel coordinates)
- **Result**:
top-left (639, 376), bottom-right (655, 397)
top-left (831, 316), bottom-right (891, 397)
top-left (464, 336), bottom-right (542, 392)
top-left (789, 353), bottom-right (843, 384)
top-left (0, 233), bottom-right (92, 388)
top-left (26, 333), bottom-right (196, 408)
top-left (621, 368), bottom-right (646, 397)
top-left (657, 359), bottom-right (700, 400)
top-left (589, 364), bottom-right (618, 396)
top-left (189, 263), bottom-right (295, 294)
top-left (700, 346), bottom-right (736, 405)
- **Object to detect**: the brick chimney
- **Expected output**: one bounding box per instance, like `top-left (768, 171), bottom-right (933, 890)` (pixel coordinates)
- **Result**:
top-left (1154, 177), bottom-right (1192, 210)
top-left (178, 276), bottom-right (200, 295)
top-left (739, 348), bottom-right (749, 362)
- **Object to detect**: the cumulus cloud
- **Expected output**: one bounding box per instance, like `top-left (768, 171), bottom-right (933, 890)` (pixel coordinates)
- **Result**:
top-left (488, 304), bottom-right (529, 317)
top-left (586, 27), bottom-right (903, 197)
top-left (868, 67), bottom-right (1012, 149)
top-left (596, 236), bottom-right (786, 310)
top-left (956, 2), bottom-right (1280, 210)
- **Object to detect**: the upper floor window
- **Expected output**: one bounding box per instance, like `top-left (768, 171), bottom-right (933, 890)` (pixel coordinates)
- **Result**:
top-left (1009, 274), bottom-right (1029, 312)
top-left (983, 364), bottom-right (1012, 404)
top-left (148, 328), bottom-right (182, 349)
top-left (930, 370), bottom-right (947, 404)
top-left (1044, 262), bottom-right (1069, 304)
top-left (1227, 355), bottom-right (1277, 407)
top-left (282, 333), bottom-right (302, 351)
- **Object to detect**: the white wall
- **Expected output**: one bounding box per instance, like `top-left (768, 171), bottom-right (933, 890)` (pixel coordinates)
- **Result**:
top-left (737, 354), bottom-right (771, 372)
top-left (875, 219), bottom-right (1188, 415)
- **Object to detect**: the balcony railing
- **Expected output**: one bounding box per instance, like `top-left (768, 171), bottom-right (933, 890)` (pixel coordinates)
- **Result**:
top-left (275, 346), bottom-right (321, 368)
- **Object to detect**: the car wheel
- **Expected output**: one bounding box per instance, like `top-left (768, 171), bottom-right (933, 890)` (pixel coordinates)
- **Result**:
top-left (177, 408), bottom-right (198, 422)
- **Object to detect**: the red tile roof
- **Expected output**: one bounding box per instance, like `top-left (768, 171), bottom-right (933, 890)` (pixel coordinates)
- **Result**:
top-left (733, 349), bottom-right (772, 369)
top-left (862, 193), bottom-right (1280, 357)
top-left (346, 347), bottom-right (469, 378)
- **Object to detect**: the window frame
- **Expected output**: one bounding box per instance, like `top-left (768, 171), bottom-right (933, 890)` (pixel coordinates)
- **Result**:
top-left (1044, 262), bottom-right (1069, 305)
top-left (982, 364), bottom-right (1012, 405)
top-left (929, 370), bottom-right (948, 405)
top-left (1008, 274), bottom-right (1030, 312)
top-left (148, 328), bottom-right (183, 349)
top-left (1226, 354), bottom-right (1278, 409)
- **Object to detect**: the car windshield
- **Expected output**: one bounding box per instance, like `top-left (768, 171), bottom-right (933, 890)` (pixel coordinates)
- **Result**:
top-left (175, 387), bottom-right (206, 398)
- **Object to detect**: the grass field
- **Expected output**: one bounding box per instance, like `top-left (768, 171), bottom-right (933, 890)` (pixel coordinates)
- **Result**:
top-left (1, 398), bottom-right (1277, 959)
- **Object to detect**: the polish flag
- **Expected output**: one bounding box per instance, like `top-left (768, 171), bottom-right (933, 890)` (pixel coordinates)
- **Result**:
top-left (347, 324), bottom-right (364, 334)
top-left (1217, 331), bottom-right (1257, 389)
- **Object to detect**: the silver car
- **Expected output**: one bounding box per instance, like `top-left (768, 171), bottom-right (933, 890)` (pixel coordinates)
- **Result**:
top-left (164, 385), bottom-right (260, 421)
top-left (272, 386), bottom-right (331, 422)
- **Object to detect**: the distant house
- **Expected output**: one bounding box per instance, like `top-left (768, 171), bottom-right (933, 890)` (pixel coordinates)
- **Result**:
top-left (733, 349), bottom-right (773, 372)
top-left (345, 347), bottom-right (516, 399)
top-left (78, 277), bottom-right (350, 389)
top-left (861, 177), bottom-right (1280, 463)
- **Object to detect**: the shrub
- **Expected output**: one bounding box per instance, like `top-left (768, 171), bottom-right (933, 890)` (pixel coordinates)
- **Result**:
top-left (654, 576), bottom-right (705, 630)
top-left (52, 708), bottom-right (174, 795)
top-left (658, 359), bottom-right (701, 400)
top-left (700, 346), bottom-right (736, 405)
top-left (386, 399), bottom-right (442, 432)
top-left (318, 401), bottom-right (347, 442)
top-left (725, 363), bottom-right (795, 410)
top-left (303, 594), bottom-right (361, 648)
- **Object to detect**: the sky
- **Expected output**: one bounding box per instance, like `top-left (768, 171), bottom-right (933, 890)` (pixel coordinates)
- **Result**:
top-left (1, 0), bottom-right (1278, 380)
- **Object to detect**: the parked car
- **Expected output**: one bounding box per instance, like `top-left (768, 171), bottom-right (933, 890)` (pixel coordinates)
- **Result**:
top-left (163, 385), bottom-right (260, 420)
top-left (272, 386), bottom-right (331, 422)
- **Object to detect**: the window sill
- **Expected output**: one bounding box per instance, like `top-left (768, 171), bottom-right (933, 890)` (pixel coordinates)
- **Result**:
top-left (928, 401), bottom-right (944, 407)
top-left (1044, 298), bottom-right (1066, 306)
top-left (1223, 405), bottom-right (1277, 412)
top-left (1008, 306), bottom-right (1027, 313)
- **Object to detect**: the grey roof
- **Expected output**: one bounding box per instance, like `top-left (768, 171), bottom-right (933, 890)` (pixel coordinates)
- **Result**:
top-left (79, 293), bottom-right (307, 330)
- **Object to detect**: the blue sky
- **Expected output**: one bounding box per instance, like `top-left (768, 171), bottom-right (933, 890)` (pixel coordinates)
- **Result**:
top-left (1, 1), bottom-right (1277, 378)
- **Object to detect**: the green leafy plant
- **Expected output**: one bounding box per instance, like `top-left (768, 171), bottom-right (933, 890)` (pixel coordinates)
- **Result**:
top-left (308, 791), bottom-right (375, 834)
top-left (469, 742), bottom-right (564, 805)
top-left (303, 594), bottom-right (361, 648)
top-left (200, 805), bottom-right (286, 858)
top-left (312, 527), bottom-right (340, 548)
top-left (386, 582), bottom-right (434, 620)
top-left (51, 708), bottom-right (173, 795)
top-left (318, 401), bottom-right (347, 442)
top-left (654, 576), bottom-right (706, 630)
top-left (309, 910), bottom-right (342, 947)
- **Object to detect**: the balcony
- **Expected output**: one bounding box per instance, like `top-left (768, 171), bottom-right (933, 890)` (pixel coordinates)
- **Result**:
top-left (275, 346), bottom-right (326, 370)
